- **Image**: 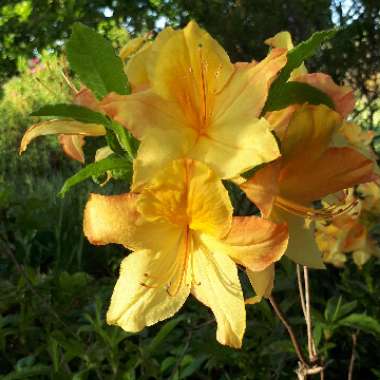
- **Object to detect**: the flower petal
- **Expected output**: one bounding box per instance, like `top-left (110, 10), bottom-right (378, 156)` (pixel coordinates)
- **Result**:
top-left (137, 159), bottom-right (233, 239)
top-left (58, 134), bottom-right (85, 163)
top-left (272, 207), bottom-right (325, 269)
top-left (152, 20), bottom-right (234, 109)
top-left (200, 216), bottom-right (288, 272)
top-left (100, 90), bottom-right (186, 139)
top-left (132, 127), bottom-right (197, 191)
top-left (240, 160), bottom-right (282, 218)
top-left (74, 88), bottom-right (101, 111)
top-left (246, 264), bottom-right (275, 304)
top-left (295, 73), bottom-right (355, 118)
top-left (281, 105), bottom-right (342, 162)
top-left (191, 239), bottom-right (246, 348)
top-left (83, 193), bottom-right (180, 252)
top-left (280, 147), bottom-right (375, 204)
top-left (19, 120), bottom-right (106, 155)
top-left (107, 236), bottom-right (191, 332)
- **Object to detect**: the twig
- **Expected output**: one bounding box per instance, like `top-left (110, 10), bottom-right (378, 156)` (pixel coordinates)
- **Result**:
top-left (297, 264), bottom-right (307, 319)
top-left (348, 332), bottom-right (358, 380)
top-left (269, 295), bottom-right (308, 367)
top-left (303, 266), bottom-right (318, 363)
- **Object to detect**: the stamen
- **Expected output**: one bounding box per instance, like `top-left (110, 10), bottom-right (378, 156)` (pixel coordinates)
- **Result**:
top-left (275, 196), bottom-right (358, 221)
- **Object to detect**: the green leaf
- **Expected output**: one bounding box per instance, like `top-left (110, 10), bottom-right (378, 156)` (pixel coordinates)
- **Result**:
top-left (66, 23), bottom-right (129, 99)
top-left (59, 155), bottom-right (132, 197)
top-left (338, 313), bottom-right (380, 335)
top-left (31, 104), bottom-right (109, 125)
top-left (147, 315), bottom-right (186, 355)
top-left (264, 81), bottom-right (335, 112)
top-left (276, 28), bottom-right (338, 86)
top-left (108, 122), bottom-right (138, 158)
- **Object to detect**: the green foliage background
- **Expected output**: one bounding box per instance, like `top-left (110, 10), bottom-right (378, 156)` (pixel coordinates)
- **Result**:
top-left (1, 1), bottom-right (380, 379)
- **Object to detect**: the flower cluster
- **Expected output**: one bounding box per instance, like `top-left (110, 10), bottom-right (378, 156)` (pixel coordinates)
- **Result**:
top-left (20, 22), bottom-right (379, 347)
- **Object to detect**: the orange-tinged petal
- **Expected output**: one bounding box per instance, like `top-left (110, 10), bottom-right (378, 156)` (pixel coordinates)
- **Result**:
top-left (58, 134), bottom-right (85, 163)
top-left (200, 216), bottom-right (288, 272)
top-left (120, 36), bottom-right (147, 61)
top-left (19, 120), bottom-right (106, 155)
top-left (191, 238), bottom-right (245, 348)
top-left (83, 193), bottom-right (181, 253)
top-left (107, 238), bottom-right (191, 332)
top-left (74, 88), bottom-right (101, 111)
top-left (246, 264), bottom-right (275, 304)
top-left (295, 73), bottom-right (355, 118)
top-left (240, 160), bottom-right (282, 218)
top-left (272, 207), bottom-right (325, 268)
top-left (100, 90), bottom-right (186, 139)
top-left (280, 147), bottom-right (375, 204)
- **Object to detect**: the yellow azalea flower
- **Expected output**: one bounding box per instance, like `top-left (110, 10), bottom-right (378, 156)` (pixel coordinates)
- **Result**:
top-left (83, 159), bottom-right (288, 348)
top-left (358, 181), bottom-right (380, 214)
top-left (240, 104), bottom-right (377, 268)
top-left (316, 199), bottom-right (380, 268)
top-left (264, 31), bottom-right (355, 138)
top-left (20, 88), bottom-right (106, 163)
top-left (101, 21), bottom-right (287, 190)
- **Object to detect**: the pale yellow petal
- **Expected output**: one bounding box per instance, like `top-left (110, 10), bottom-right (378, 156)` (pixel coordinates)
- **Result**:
top-left (107, 238), bottom-right (191, 332)
top-left (19, 120), bottom-right (106, 154)
top-left (246, 264), bottom-right (275, 304)
top-left (58, 134), bottom-right (85, 163)
top-left (191, 238), bottom-right (246, 348)
top-left (191, 117), bottom-right (280, 179)
top-left (132, 128), bottom-right (197, 191)
top-left (95, 146), bottom-right (114, 162)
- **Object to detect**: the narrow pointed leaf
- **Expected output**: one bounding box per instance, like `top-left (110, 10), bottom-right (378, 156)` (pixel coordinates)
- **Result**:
top-left (31, 104), bottom-right (109, 125)
top-left (59, 155), bottom-right (132, 197)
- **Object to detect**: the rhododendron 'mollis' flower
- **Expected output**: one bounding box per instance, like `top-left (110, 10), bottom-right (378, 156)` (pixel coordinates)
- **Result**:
top-left (241, 105), bottom-right (376, 269)
top-left (83, 159), bottom-right (288, 348)
top-left (101, 21), bottom-right (287, 189)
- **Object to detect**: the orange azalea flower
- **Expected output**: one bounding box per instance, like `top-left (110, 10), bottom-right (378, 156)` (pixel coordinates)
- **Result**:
top-left (20, 88), bottom-right (106, 163)
top-left (100, 21), bottom-right (287, 189)
top-left (83, 159), bottom-right (288, 348)
top-left (240, 104), bottom-right (376, 269)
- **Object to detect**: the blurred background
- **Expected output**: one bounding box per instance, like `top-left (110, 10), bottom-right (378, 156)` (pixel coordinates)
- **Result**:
top-left (0, 1), bottom-right (380, 379)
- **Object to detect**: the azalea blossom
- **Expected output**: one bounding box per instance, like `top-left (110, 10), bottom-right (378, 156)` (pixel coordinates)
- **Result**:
top-left (83, 159), bottom-right (288, 347)
top-left (101, 21), bottom-right (287, 190)
top-left (20, 88), bottom-right (106, 163)
top-left (240, 104), bottom-right (376, 269)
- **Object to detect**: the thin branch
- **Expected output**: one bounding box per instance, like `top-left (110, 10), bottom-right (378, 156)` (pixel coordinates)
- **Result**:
top-left (303, 266), bottom-right (318, 363)
top-left (348, 333), bottom-right (358, 380)
top-left (269, 295), bottom-right (308, 367)
top-left (297, 264), bottom-right (307, 319)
